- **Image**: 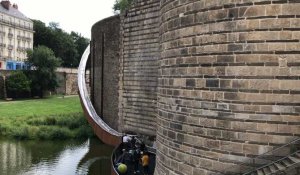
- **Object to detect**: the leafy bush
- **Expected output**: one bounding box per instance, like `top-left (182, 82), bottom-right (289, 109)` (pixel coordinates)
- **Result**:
top-left (6, 71), bottom-right (31, 98)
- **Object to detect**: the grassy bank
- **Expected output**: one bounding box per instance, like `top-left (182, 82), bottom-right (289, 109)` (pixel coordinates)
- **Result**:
top-left (0, 96), bottom-right (94, 140)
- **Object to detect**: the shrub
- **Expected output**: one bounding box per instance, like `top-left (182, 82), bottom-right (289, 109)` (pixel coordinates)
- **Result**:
top-left (12, 126), bottom-right (29, 139)
top-left (75, 125), bottom-right (94, 138)
top-left (6, 71), bottom-right (31, 98)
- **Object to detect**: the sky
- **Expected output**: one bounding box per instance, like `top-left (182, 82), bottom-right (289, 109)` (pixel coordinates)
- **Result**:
top-left (12, 0), bottom-right (116, 38)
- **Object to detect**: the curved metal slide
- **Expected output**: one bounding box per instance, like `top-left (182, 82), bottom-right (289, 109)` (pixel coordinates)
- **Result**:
top-left (78, 45), bottom-right (123, 147)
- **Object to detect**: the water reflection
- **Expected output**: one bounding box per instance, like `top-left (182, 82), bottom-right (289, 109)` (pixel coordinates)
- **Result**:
top-left (0, 138), bottom-right (113, 175)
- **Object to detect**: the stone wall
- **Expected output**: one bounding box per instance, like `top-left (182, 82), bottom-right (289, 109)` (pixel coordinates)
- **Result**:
top-left (0, 71), bottom-right (12, 99)
top-left (0, 75), bottom-right (4, 99)
top-left (56, 68), bottom-right (78, 95)
top-left (119, 0), bottom-right (160, 136)
top-left (156, 1), bottom-right (300, 175)
top-left (91, 15), bottom-right (120, 131)
top-left (0, 69), bottom-right (78, 99)
top-left (56, 72), bottom-right (66, 95)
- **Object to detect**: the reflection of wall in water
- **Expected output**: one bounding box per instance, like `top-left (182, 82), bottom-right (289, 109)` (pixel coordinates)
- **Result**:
top-left (0, 141), bottom-right (31, 175)
top-left (77, 138), bottom-right (113, 174)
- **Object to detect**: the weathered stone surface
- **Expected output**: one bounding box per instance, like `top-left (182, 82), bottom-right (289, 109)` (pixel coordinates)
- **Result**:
top-left (91, 15), bottom-right (121, 131)
top-left (119, 0), bottom-right (160, 136)
top-left (157, 0), bottom-right (300, 174)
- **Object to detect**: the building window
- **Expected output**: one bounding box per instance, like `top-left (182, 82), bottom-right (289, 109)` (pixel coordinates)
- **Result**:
top-left (6, 62), bottom-right (13, 70)
top-left (8, 28), bottom-right (12, 38)
top-left (16, 63), bottom-right (21, 70)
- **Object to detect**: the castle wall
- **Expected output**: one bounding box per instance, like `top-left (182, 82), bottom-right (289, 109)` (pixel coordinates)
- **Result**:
top-left (91, 15), bottom-right (121, 131)
top-left (156, 0), bottom-right (300, 174)
top-left (119, 0), bottom-right (160, 136)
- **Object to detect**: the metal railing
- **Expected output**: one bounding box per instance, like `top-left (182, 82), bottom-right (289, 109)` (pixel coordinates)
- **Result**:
top-left (217, 137), bottom-right (300, 175)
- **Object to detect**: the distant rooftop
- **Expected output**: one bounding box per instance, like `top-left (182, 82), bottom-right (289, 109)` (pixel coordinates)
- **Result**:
top-left (0, 0), bottom-right (31, 22)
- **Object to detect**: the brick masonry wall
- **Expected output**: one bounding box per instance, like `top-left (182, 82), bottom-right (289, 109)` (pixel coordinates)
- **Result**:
top-left (156, 0), bottom-right (300, 175)
top-left (119, 0), bottom-right (160, 136)
top-left (91, 15), bottom-right (120, 131)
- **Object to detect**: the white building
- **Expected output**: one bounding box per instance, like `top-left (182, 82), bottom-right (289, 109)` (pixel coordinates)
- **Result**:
top-left (0, 0), bottom-right (33, 70)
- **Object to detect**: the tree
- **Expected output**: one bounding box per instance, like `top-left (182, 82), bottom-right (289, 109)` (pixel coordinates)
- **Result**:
top-left (49, 22), bottom-right (60, 30)
top-left (71, 31), bottom-right (90, 65)
top-left (32, 19), bottom-right (53, 48)
top-left (26, 46), bottom-right (61, 98)
top-left (32, 19), bottom-right (89, 68)
top-left (6, 71), bottom-right (31, 98)
top-left (113, 0), bottom-right (134, 13)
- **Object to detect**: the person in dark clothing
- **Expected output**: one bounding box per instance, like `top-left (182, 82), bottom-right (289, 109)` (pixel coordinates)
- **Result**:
top-left (123, 150), bottom-right (133, 174)
top-left (122, 135), bottom-right (132, 151)
top-left (133, 147), bottom-right (141, 174)
top-left (140, 142), bottom-right (146, 152)
top-left (130, 136), bottom-right (136, 149)
top-left (115, 149), bottom-right (131, 175)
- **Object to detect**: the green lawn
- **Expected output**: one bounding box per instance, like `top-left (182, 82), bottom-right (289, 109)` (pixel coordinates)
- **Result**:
top-left (0, 96), bottom-right (82, 117)
top-left (0, 96), bottom-right (94, 140)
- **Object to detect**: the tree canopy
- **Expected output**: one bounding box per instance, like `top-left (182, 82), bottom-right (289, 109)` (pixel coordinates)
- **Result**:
top-left (113, 0), bottom-right (134, 13)
top-left (32, 19), bottom-right (89, 68)
top-left (26, 46), bottom-right (61, 97)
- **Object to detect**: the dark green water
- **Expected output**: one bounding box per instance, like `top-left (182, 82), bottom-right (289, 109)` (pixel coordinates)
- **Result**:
top-left (0, 138), bottom-right (114, 175)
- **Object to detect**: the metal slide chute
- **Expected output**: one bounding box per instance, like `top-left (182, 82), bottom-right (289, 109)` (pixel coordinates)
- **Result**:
top-left (78, 45), bottom-right (122, 147)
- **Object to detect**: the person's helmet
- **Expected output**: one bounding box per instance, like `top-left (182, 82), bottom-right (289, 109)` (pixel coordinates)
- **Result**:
top-left (117, 163), bottom-right (127, 174)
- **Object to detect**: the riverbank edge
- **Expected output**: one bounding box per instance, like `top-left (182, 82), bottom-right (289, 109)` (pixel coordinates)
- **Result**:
top-left (0, 112), bottom-right (95, 140)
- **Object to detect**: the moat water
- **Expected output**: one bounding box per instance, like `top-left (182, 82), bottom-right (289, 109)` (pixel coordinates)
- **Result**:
top-left (0, 138), bottom-right (113, 175)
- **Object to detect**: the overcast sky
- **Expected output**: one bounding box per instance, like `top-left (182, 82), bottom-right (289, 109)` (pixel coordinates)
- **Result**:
top-left (12, 0), bottom-right (116, 38)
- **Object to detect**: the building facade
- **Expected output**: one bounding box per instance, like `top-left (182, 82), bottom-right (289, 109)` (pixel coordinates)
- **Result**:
top-left (0, 0), bottom-right (33, 70)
